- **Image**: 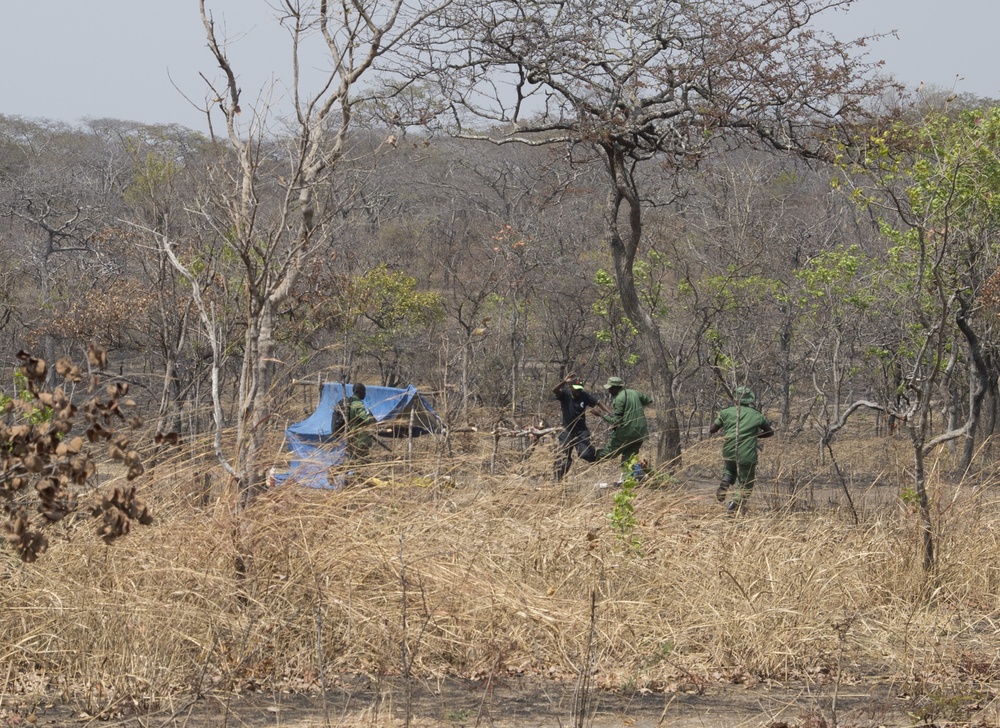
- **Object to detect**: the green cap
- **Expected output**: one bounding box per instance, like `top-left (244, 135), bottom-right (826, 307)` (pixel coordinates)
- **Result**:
top-left (604, 376), bottom-right (625, 390)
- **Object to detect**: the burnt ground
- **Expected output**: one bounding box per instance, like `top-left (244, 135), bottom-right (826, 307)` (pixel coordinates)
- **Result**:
top-left (13, 674), bottom-right (999, 728)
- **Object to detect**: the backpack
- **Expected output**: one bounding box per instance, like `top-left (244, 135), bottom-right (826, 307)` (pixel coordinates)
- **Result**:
top-left (331, 400), bottom-right (350, 436)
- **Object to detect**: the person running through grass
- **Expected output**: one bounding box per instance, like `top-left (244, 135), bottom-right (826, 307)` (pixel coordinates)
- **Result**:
top-left (596, 376), bottom-right (653, 479)
top-left (709, 386), bottom-right (774, 513)
top-left (552, 373), bottom-right (610, 481)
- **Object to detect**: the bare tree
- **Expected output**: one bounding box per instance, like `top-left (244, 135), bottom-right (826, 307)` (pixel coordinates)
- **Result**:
top-left (420, 0), bottom-right (890, 465)
top-left (158, 0), bottom-right (449, 506)
top-left (0, 117), bottom-right (132, 371)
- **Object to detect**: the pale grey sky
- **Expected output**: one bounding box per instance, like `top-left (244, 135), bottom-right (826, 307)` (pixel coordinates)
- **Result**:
top-left (1, 0), bottom-right (997, 133)
top-left (818, 0), bottom-right (999, 98)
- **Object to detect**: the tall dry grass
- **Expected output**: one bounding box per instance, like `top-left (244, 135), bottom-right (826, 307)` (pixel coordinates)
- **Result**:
top-left (1, 428), bottom-right (999, 713)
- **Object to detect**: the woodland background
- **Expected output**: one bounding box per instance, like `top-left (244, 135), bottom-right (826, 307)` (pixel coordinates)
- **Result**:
top-left (1, 2), bottom-right (1000, 724)
top-left (3, 89), bottom-right (1000, 470)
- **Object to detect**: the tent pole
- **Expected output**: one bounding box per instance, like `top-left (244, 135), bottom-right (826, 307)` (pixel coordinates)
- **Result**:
top-left (408, 409), bottom-right (415, 472)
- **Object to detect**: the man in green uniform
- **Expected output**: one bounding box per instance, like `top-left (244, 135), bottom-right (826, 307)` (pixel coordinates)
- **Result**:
top-left (346, 383), bottom-right (377, 464)
top-left (596, 376), bottom-right (653, 477)
top-left (709, 386), bottom-right (774, 512)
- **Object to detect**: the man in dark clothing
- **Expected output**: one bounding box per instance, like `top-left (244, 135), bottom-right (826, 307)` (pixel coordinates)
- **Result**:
top-left (552, 373), bottom-right (609, 481)
top-left (709, 386), bottom-right (774, 512)
top-left (596, 376), bottom-right (653, 474)
top-left (345, 383), bottom-right (377, 464)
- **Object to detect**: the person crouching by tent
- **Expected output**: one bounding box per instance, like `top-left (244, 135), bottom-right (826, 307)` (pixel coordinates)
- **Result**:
top-left (346, 383), bottom-right (377, 464)
top-left (709, 386), bottom-right (774, 513)
top-left (552, 373), bottom-right (611, 481)
top-left (596, 377), bottom-right (653, 479)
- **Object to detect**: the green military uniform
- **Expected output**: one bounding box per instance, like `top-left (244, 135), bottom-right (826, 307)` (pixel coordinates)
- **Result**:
top-left (596, 377), bottom-right (653, 470)
top-left (711, 387), bottom-right (773, 510)
top-left (346, 395), bottom-right (376, 463)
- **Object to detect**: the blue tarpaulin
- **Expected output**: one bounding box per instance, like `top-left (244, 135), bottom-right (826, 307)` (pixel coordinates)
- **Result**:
top-left (276, 383), bottom-right (441, 489)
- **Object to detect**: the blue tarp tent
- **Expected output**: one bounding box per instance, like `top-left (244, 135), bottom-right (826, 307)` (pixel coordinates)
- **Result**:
top-left (277, 383), bottom-right (441, 489)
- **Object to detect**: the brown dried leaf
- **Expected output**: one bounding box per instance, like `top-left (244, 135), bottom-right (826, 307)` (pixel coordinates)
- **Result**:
top-left (55, 359), bottom-right (82, 382)
top-left (17, 351), bottom-right (46, 384)
top-left (155, 432), bottom-right (180, 446)
top-left (88, 343), bottom-right (107, 370)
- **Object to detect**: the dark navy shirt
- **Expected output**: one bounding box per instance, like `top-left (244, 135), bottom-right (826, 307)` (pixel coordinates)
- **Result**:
top-left (555, 386), bottom-right (599, 433)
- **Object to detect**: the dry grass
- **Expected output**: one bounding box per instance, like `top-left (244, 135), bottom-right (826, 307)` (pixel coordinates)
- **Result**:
top-left (2, 428), bottom-right (1000, 719)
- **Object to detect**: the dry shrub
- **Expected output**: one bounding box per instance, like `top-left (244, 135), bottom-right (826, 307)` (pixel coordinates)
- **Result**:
top-left (0, 432), bottom-right (997, 710)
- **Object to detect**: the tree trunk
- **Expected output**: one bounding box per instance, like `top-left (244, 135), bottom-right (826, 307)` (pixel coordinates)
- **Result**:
top-left (602, 146), bottom-right (682, 465)
top-left (910, 431), bottom-right (935, 572)
top-left (957, 305), bottom-right (989, 474)
top-left (779, 306), bottom-right (794, 424)
top-left (234, 299), bottom-right (279, 507)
